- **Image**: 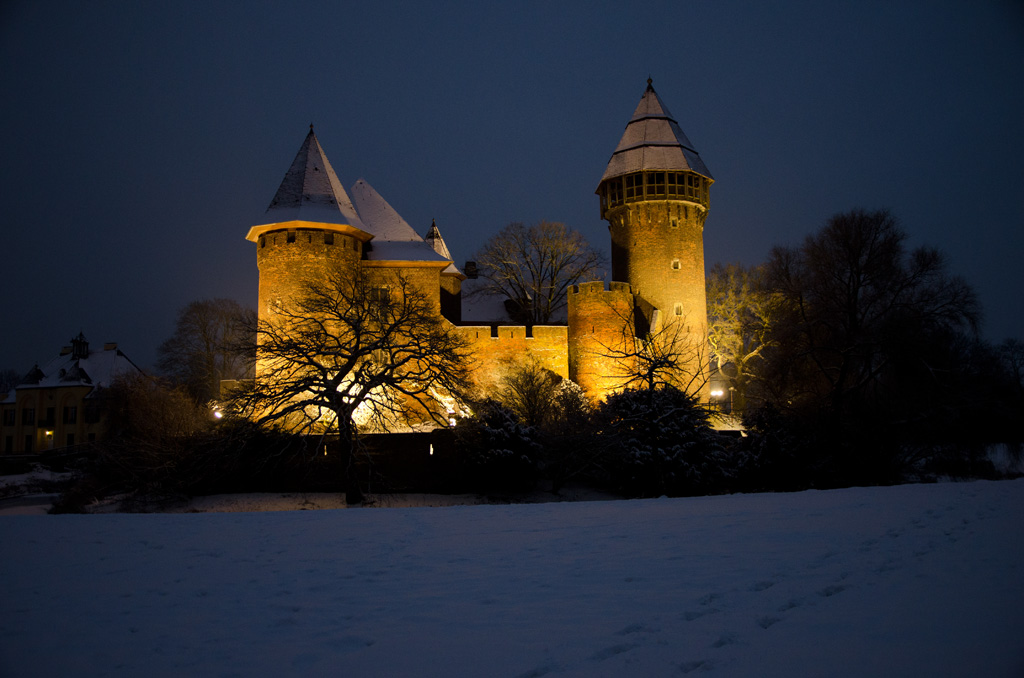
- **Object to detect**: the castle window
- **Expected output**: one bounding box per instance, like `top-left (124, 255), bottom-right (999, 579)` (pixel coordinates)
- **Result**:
top-left (647, 172), bottom-right (665, 197)
top-left (2, 409), bottom-right (14, 426)
top-left (259, 236), bottom-right (266, 248)
top-left (63, 406), bottom-right (77, 425)
top-left (22, 407), bottom-right (34, 426)
top-left (671, 218), bottom-right (678, 228)
top-left (667, 173), bottom-right (681, 196)
top-left (625, 173), bottom-right (643, 200)
top-left (324, 232), bottom-right (334, 245)
top-left (671, 259), bottom-right (680, 270)
top-left (369, 287), bottom-right (391, 304)
top-left (674, 303), bottom-right (683, 316)
top-left (286, 231), bottom-right (296, 243)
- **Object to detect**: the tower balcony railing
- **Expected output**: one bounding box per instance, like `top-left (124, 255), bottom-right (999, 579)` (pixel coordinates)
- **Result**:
top-left (598, 170), bottom-right (710, 217)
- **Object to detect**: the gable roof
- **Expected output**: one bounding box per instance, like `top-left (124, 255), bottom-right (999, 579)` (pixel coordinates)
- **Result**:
top-left (264, 126), bottom-right (367, 229)
top-left (599, 79), bottom-right (712, 185)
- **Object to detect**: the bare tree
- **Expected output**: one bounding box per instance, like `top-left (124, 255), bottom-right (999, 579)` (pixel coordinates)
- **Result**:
top-left (597, 306), bottom-right (709, 396)
top-left (495, 358), bottom-right (562, 428)
top-left (0, 368), bottom-right (20, 395)
top-left (706, 262), bottom-right (778, 412)
top-left (761, 209), bottom-right (980, 422)
top-left (229, 265), bottom-right (470, 498)
top-left (157, 298), bottom-right (255, 402)
top-left (472, 221), bottom-right (605, 324)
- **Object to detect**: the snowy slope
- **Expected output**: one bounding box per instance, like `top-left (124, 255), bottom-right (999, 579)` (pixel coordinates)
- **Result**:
top-left (1, 480), bottom-right (1022, 677)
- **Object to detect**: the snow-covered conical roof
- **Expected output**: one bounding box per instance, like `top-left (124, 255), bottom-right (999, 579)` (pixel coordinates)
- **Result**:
top-left (424, 219), bottom-right (463, 277)
top-left (263, 126), bottom-right (367, 229)
top-left (599, 79), bottom-right (712, 184)
top-left (350, 179), bottom-right (449, 263)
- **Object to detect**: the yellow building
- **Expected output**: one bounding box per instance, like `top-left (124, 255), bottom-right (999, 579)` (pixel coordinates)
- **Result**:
top-left (0, 333), bottom-right (141, 454)
top-left (248, 80), bottom-right (713, 405)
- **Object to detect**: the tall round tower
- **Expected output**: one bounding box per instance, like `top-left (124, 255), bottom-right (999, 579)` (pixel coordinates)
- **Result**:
top-left (595, 79), bottom-right (713, 394)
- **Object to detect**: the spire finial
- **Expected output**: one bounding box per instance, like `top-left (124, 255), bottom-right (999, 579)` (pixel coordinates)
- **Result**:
top-left (646, 76), bottom-right (654, 91)
top-left (309, 122), bottom-right (314, 133)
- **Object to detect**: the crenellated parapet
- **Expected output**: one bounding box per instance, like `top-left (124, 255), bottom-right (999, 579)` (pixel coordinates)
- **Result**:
top-left (568, 281), bottom-right (638, 402)
top-left (455, 324), bottom-right (569, 396)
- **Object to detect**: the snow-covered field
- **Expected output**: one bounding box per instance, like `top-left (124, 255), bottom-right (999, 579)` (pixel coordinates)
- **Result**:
top-left (1, 480), bottom-right (1022, 677)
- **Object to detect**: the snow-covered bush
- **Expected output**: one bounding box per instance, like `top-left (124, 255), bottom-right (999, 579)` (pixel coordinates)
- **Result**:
top-left (596, 386), bottom-right (729, 497)
top-left (452, 400), bottom-right (540, 491)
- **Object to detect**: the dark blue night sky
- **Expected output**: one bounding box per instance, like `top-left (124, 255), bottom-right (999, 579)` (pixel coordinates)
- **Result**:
top-left (1, 1), bottom-right (1022, 371)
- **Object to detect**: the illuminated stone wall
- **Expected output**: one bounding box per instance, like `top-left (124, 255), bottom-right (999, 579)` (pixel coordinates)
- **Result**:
top-left (568, 281), bottom-right (637, 402)
top-left (255, 226), bottom-right (363, 320)
top-left (455, 324), bottom-right (569, 397)
top-left (605, 200), bottom-right (709, 399)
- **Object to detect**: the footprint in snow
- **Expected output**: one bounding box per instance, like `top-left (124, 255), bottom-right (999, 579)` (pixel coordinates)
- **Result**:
top-left (589, 643), bottom-right (636, 661)
top-left (680, 659), bottom-right (709, 673)
top-left (818, 584), bottom-right (846, 597)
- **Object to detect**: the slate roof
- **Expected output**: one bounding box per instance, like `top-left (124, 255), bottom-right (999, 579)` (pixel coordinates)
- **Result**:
top-left (599, 79), bottom-right (713, 184)
top-left (264, 126), bottom-right (367, 229)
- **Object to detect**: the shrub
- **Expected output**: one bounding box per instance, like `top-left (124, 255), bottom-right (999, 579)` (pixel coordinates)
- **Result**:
top-left (596, 386), bottom-right (729, 497)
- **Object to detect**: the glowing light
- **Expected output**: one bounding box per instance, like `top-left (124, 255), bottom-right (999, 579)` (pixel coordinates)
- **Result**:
top-left (45, 430), bottom-right (53, 437)
top-left (710, 389), bottom-right (724, 397)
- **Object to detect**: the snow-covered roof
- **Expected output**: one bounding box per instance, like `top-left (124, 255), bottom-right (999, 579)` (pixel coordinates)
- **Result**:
top-left (350, 179), bottom-right (423, 242)
top-left (3, 337), bottom-right (142, 402)
top-left (263, 127), bottom-right (367, 229)
top-left (350, 180), bottom-right (452, 264)
top-left (460, 278), bottom-right (569, 324)
top-left (599, 79), bottom-right (713, 184)
top-left (424, 220), bottom-right (464, 277)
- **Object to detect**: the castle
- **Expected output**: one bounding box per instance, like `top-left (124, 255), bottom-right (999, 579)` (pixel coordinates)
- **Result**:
top-left (246, 80), bottom-right (713, 408)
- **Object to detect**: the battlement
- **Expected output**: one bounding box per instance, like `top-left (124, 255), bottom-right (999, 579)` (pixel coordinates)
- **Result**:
top-left (570, 280), bottom-right (632, 296)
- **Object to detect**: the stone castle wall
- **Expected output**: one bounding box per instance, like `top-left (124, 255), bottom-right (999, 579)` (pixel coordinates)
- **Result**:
top-left (568, 281), bottom-right (637, 401)
top-left (455, 324), bottom-right (569, 397)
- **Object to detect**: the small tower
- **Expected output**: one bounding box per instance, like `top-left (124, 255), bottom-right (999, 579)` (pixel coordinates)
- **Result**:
top-left (595, 79), bottom-right (714, 394)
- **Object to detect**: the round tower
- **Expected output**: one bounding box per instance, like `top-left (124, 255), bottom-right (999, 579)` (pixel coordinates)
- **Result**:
top-left (595, 79), bottom-right (714, 396)
top-left (246, 126), bottom-right (374, 323)
top-left (568, 280), bottom-right (636, 402)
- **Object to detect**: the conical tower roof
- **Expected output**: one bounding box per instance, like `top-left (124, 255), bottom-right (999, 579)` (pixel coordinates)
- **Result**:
top-left (264, 126), bottom-right (366, 229)
top-left (599, 79), bottom-right (712, 184)
top-left (424, 219), bottom-right (463, 276)
top-left (350, 179), bottom-right (449, 263)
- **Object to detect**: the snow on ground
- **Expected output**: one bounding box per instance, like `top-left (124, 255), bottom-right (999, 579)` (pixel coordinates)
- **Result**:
top-left (1, 480), bottom-right (1022, 677)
